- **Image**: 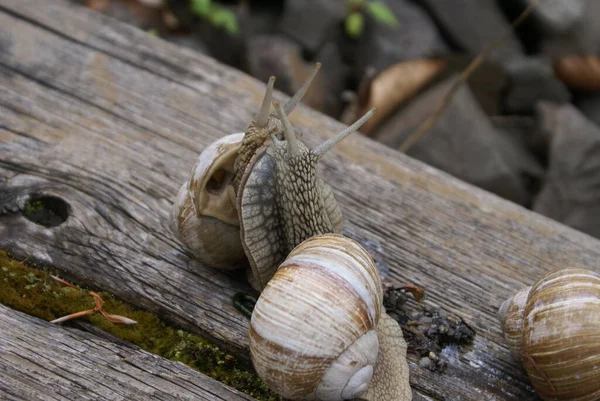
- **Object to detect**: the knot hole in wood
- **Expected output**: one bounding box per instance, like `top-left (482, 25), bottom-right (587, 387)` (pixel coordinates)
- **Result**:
top-left (23, 195), bottom-right (70, 228)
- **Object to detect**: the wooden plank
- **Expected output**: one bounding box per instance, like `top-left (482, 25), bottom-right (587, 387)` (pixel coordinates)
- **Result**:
top-left (0, 304), bottom-right (255, 401)
top-left (0, 1), bottom-right (599, 400)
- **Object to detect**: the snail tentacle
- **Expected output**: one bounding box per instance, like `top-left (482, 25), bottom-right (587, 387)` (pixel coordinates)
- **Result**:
top-left (313, 108), bottom-right (376, 158)
top-left (255, 76), bottom-right (275, 128)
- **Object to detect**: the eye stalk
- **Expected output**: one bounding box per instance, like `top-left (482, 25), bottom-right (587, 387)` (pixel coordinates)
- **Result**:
top-left (273, 100), bottom-right (302, 157)
top-left (313, 108), bottom-right (376, 159)
top-left (255, 76), bottom-right (275, 128)
top-left (283, 62), bottom-right (321, 115)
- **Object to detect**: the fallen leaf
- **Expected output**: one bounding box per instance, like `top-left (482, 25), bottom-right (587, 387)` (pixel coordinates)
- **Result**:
top-left (555, 55), bottom-right (600, 91)
top-left (86, 0), bottom-right (111, 12)
top-left (354, 58), bottom-right (447, 135)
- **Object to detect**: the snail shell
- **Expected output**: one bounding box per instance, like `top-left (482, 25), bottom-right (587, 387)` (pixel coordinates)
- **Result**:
top-left (499, 268), bottom-right (600, 401)
top-left (249, 233), bottom-right (383, 401)
top-left (169, 133), bottom-right (246, 269)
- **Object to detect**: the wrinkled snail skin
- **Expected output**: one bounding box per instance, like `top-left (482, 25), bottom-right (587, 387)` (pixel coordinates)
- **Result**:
top-left (499, 268), bottom-right (600, 401)
top-left (362, 312), bottom-right (412, 401)
top-left (237, 97), bottom-right (373, 290)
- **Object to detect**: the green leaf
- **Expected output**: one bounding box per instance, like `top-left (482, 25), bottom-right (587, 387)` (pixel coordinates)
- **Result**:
top-left (366, 1), bottom-right (399, 27)
top-left (345, 12), bottom-right (364, 39)
top-left (191, 0), bottom-right (211, 17)
top-left (209, 8), bottom-right (239, 35)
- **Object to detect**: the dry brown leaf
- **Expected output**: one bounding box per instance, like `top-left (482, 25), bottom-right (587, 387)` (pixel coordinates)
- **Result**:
top-left (85, 0), bottom-right (165, 30)
top-left (555, 55), bottom-right (600, 91)
top-left (86, 0), bottom-right (111, 12)
top-left (355, 59), bottom-right (447, 135)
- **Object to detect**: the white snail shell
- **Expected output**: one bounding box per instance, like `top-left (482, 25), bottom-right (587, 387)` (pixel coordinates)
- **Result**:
top-left (169, 133), bottom-right (247, 269)
top-left (249, 233), bottom-right (383, 401)
top-left (499, 268), bottom-right (600, 401)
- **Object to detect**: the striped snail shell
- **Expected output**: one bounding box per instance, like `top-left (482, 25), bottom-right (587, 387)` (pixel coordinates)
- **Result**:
top-left (498, 268), bottom-right (600, 401)
top-left (249, 234), bottom-right (383, 400)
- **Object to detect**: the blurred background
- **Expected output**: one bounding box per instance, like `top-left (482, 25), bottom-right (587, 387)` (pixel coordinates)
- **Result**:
top-left (76, 0), bottom-right (600, 239)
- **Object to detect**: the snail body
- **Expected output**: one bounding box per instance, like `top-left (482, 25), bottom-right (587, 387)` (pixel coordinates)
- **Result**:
top-left (170, 64), bottom-right (411, 400)
top-left (499, 268), bottom-right (600, 401)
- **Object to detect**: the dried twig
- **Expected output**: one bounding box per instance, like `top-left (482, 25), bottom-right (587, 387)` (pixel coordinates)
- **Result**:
top-left (398, 0), bottom-right (539, 153)
top-left (50, 276), bottom-right (137, 325)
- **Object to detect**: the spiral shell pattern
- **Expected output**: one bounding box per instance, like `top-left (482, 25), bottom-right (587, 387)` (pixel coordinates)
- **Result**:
top-left (249, 234), bottom-right (383, 400)
top-left (500, 268), bottom-right (600, 401)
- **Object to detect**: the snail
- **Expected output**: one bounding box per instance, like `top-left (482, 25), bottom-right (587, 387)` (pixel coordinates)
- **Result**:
top-left (498, 268), bottom-right (600, 401)
top-left (170, 63), bottom-right (369, 289)
top-left (170, 64), bottom-right (411, 400)
top-left (250, 233), bottom-right (411, 401)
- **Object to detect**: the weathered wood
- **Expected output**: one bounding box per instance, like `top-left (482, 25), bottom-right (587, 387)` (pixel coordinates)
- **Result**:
top-left (0, 304), bottom-right (255, 401)
top-left (1, 1), bottom-right (600, 400)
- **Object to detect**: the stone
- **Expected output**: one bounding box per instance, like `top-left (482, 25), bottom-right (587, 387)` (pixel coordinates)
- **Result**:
top-left (443, 55), bottom-right (508, 116)
top-left (245, 35), bottom-right (343, 117)
top-left (541, 0), bottom-right (600, 59)
top-left (533, 102), bottom-right (600, 238)
top-left (246, 35), bottom-right (305, 96)
top-left (372, 75), bottom-right (544, 206)
top-left (418, 0), bottom-right (523, 65)
top-left (312, 41), bottom-right (350, 117)
top-left (576, 92), bottom-right (600, 128)
top-left (502, 56), bottom-right (571, 114)
top-left (277, 0), bottom-right (346, 54)
top-left (353, 0), bottom-right (448, 74)
top-left (519, 0), bottom-right (585, 34)
top-left (491, 115), bottom-right (548, 166)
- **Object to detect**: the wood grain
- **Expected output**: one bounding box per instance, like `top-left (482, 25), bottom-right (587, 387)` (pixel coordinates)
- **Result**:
top-left (1, 1), bottom-right (600, 400)
top-left (0, 304), bottom-right (255, 401)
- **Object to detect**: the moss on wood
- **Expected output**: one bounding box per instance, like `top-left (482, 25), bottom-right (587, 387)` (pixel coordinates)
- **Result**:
top-left (0, 249), bottom-right (281, 401)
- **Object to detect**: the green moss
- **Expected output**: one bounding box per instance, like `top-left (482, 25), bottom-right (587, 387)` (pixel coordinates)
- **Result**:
top-left (0, 250), bottom-right (281, 401)
top-left (23, 199), bottom-right (45, 215)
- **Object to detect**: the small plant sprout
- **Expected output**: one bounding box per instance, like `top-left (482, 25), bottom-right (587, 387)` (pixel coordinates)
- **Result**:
top-left (50, 276), bottom-right (137, 325)
top-left (345, 0), bottom-right (400, 39)
top-left (190, 0), bottom-right (239, 35)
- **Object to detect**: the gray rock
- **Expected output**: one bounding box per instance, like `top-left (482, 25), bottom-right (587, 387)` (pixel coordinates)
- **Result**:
top-left (373, 75), bottom-right (544, 206)
top-left (576, 92), bottom-right (600, 128)
top-left (520, 0), bottom-right (585, 34)
top-left (419, 357), bottom-right (434, 369)
top-left (541, 0), bottom-right (600, 58)
top-left (418, 0), bottom-right (523, 65)
top-left (533, 102), bottom-right (600, 238)
top-left (443, 55), bottom-right (508, 116)
top-left (246, 35), bottom-right (305, 96)
top-left (278, 0), bottom-right (346, 54)
top-left (313, 41), bottom-right (350, 117)
top-left (491, 115), bottom-right (548, 165)
top-left (354, 0), bottom-right (448, 74)
top-left (245, 35), bottom-right (346, 117)
top-left (503, 57), bottom-right (571, 114)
